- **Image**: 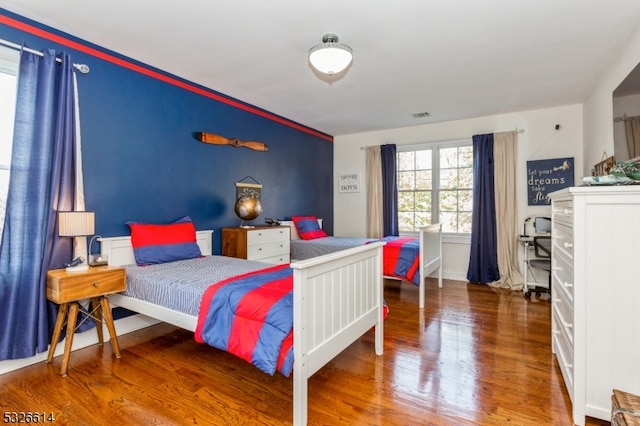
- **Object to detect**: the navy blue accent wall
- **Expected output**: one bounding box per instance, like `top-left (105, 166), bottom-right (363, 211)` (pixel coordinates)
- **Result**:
top-left (0, 10), bottom-right (333, 253)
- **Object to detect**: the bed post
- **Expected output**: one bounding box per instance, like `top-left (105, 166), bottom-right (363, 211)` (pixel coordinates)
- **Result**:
top-left (375, 244), bottom-right (384, 356)
top-left (419, 223), bottom-right (443, 309)
top-left (437, 226), bottom-right (443, 289)
top-left (292, 266), bottom-right (309, 426)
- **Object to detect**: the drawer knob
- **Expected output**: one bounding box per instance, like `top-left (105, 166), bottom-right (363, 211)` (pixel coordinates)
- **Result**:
top-left (563, 208), bottom-right (572, 214)
top-left (563, 321), bottom-right (573, 329)
top-left (563, 242), bottom-right (573, 249)
top-left (563, 281), bottom-right (573, 288)
top-left (93, 282), bottom-right (99, 287)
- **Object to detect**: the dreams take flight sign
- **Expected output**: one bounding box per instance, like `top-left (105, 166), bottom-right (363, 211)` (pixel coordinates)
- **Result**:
top-left (526, 157), bottom-right (574, 205)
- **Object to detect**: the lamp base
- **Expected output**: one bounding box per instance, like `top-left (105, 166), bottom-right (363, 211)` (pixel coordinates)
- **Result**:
top-left (66, 263), bottom-right (89, 273)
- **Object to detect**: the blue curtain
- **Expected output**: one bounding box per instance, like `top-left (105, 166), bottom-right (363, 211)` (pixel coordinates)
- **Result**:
top-left (0, 49), bottom-right (76, 360)
top-left (466, 133), bottom-right (500, 284)
top-left (381, 144), bottom-right (398, 237)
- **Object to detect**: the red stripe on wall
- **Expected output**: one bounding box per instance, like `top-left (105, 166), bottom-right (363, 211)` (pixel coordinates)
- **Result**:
top-left (0, 14), bottom-right (333, 142)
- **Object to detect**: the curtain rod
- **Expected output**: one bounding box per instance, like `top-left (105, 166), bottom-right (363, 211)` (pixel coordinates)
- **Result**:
top-left (0, 38), bottom-right (90, 73)
top-left (359, 128), bottom-right (525, 150)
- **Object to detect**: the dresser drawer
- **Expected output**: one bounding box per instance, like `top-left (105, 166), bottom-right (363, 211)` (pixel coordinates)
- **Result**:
top-left (553, 200), bottom-right (574, 227)
top-left (259, 254), bottom-right (291, 264)
top-left (552, 247), bottom-right (574, 302)
top-left (47, 267), bottom-right (126, 304)
top-left (552, 222), bottom-right (574, 261)
top-left (247, 241), bottom-right (289, 260)
top-left (552, 308), bottom-right (574, 401)
top-left (247, 227), bottom-right (290, 245)
top-left (553, 288), bottom-right (574, 346)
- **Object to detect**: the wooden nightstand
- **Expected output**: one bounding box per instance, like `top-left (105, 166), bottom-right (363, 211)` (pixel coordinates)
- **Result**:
top-left (46, 266), bottom-right (126, 376)
top-left (222, 226), bottom-right (290, 264)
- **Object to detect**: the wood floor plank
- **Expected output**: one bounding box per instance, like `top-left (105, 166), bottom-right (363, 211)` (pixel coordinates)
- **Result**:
top-left (0, 278), bottom-right (611, 425)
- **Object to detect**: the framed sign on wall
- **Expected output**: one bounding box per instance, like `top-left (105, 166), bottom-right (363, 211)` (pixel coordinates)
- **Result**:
top-left (338, 172), bottom-right (360, 193)
top-left (527, 157), bottom-right (574, 205)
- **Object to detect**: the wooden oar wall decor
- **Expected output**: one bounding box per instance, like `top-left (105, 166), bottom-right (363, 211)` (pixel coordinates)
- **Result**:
top-left (193, 132), bottom-right (269, 152)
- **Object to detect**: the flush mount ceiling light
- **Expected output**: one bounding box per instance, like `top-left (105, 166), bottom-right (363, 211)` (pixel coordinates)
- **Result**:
top-left (308, 34), bottom-right (353, 75)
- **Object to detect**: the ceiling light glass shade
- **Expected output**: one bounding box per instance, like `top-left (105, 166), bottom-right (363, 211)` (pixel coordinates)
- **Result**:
top-left (308, 34), bottom-right (353, 75)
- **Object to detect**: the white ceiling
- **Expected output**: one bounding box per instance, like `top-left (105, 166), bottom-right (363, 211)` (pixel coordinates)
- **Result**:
top-left (2, 1), bottom-right (640, 136)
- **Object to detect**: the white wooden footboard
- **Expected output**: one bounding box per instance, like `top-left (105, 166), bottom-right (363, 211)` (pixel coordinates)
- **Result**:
top-left (99, 231), bottom-right (384, 426)
top-left (419, 223), bottom-right (443, 309)
top-left (290, 241), bottom-right (384, 426)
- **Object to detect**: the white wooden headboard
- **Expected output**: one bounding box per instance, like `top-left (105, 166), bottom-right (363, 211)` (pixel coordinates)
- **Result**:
top-left (280, 219), bottom-right (323, 240)
top-left (98, 230), bottom-right (214, 266)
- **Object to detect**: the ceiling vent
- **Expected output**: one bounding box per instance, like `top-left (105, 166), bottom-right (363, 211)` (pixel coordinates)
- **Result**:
top-left (412, 112), bottom-right (430, 118)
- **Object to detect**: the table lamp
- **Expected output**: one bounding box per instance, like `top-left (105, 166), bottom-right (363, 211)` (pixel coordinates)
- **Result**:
top-left (58, 211), bottom-right (95, 272)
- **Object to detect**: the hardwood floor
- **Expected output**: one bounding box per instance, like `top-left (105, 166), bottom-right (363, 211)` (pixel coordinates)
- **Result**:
top-left (0, 279), bottom-right (611, 425)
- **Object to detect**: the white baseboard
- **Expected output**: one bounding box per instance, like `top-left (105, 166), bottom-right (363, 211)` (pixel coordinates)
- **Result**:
top-left (442, 270), bottom-right (468, 282)
top-left (0, 314), bottom-right (159, 375)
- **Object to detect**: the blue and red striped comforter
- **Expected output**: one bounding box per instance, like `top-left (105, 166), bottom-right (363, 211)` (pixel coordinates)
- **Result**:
top-left (194, 264), bottom-right (294, 377)
top-left (378, 236), bottom-right (420, 285)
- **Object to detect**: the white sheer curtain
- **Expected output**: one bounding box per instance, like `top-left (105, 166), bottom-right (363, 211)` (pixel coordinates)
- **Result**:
top-left (625, 116), bottom-right (640, 159)
top-left (365, 146), bottom-right (383, 238)
top-left (489, 131), bottom-right (524, 290)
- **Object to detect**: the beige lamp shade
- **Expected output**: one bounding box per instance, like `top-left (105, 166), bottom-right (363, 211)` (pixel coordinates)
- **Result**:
top-left (58, 211), bottom-right (95, 237)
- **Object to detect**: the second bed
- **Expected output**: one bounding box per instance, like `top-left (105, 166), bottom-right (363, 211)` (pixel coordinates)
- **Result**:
top-left (282, 219), bottom-right (443, 308)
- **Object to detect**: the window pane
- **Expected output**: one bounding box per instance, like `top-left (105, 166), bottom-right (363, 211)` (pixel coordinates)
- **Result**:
top-left (0, 72), bottom-right (16, 166)
top-left (397, 151), bottom-right (415, 171)
top-left (439, 190), bottom-right (458, 212)
top-left (415, 191), bottom-right (431, 212)
top-left (459, 212), bottom-right (473, 233)
top-left (458, 189), bottom-right (473, 212)
top-left (415, 169), bottom-right (431, 190)
top-left (415, 149), bottom-right (432, 170)
top-left (398, 191), bottom-right (415, 211)
top-left (439, 168), bottom-right (459, 189)
top-left (0, 170), bottom-right (8, 229)
top-left (440, 147), bottom-right (459, 168)
top-left (440, 211), bottom-right (458, 233)
top-left (399, 212), bottom-right (414, 232)
top-left (398, 170), bottom-right (415, 190)
top-left (0, 67), bottom-right (17, 238)
top-left (415, 211), bottom-right (431, 228)
top-left (459, 146), bottom-right (473, 167)
top-left (459, 167), bottom-right (473, 188)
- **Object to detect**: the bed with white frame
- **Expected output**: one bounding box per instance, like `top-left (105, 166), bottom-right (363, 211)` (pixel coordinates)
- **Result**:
top-left (99, 230), bottom-right (385, 426)
top-left (282, 221), bottom-right (443, 309)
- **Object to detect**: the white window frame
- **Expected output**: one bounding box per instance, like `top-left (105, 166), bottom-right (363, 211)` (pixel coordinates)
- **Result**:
top-left (0, 46), bottom-right (19, 237)
top-left (397, 139), bottom-right (473, 244)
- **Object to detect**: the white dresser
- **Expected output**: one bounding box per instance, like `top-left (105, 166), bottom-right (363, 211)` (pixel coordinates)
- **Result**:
top-left (221, 226), bottom-right (290, 264)
top-left (549, 186), bottom-right (640, 425)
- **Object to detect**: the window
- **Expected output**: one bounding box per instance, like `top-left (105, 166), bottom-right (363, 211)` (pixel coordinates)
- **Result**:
top-left (397, 140), bottom-right (473, 234)
top-left (0, 48), bottom-right (19, 236)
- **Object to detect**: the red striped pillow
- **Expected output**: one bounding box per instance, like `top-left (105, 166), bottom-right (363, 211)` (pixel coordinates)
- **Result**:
top-left (127, 216), bottom-right (201, 265)
top-left (291, 216), bottom-right (327, 240)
